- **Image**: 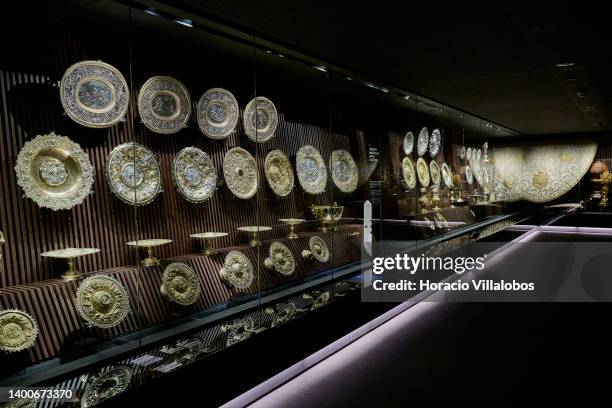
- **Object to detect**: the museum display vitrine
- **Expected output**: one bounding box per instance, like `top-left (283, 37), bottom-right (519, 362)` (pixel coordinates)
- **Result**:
top-left (0, 1), bottom-right (607, 406)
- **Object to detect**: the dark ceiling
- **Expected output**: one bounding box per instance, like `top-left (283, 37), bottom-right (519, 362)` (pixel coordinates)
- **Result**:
top-left (159, 0), bottom-right (612, 136)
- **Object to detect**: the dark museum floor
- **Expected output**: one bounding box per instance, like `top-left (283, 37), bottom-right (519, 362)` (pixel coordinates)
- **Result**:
top-left (244, 301), bottom-right (612, 407)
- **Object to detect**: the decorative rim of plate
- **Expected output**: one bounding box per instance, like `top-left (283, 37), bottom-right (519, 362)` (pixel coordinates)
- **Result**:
top-left (429, 128), bottom-right (441, 158)
top-left (417, 127), bottom-right (429, 157)
top-left (0, 309), bottom-right (39, 353)
top-left (243, 96), bottom-right (278, 143)
top-left (429, 161), bottom-right (441, 186)
top-left (15, 132), bottom-right (95, 211)
top-left (330, 149), bottom-right (359, 193)
top-left (106, 142), bottom-right (162, 206)
top-left (137, 76), bottom-right (191, 134)
top-left (223, 147), bottom-right (258, 199)
top-left (416, 157), bottom-right (430, 186)
top-left (264, 149), bottom-right (294, 197)
top-left (172, 146), bottom-right (217, 203)
top-left (309, 236), bottom-right (330, 263)
top-left (75, 275), bottom-right (131, 329)
top-left (403, 131), bottom-right (414, 155)
top-left (401, 157), bottom-right (416, 189)
top-left (220, 250), bottom-right (254, 290)
top-left (161, 262), bottom-right (201, 306)
top-left (60, 60), bottom-right (129, 128)
top-left (465, 165), bottom-right (474, 184)
top-left (441, 162), bottom-right (453, 188)
top-left (296, 145), bottom-right (327, 194)
top-left (196, 87), bottom-right (238, 139)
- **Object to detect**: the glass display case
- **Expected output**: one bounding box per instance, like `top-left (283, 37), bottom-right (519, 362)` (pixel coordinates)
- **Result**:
top-left (9, 0), bottom-right (606, 406)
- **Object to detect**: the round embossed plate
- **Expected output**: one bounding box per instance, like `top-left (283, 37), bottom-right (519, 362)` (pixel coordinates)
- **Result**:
top-left (197, 88), bottom-right (238, 139)
top-left (403, 131), bottom-right (414, 155)
top-left (264, 150), bottom-right (294, 197)
top-left (309, 236), bottom-right (330, 263)
top-left (223, 147), bottom-right (258, 199)
top-left (441, 162), bottom-right (453, 188)
top-left (416, 157), bottom-right (430, 186)
top-left (60, 60), bottom-right (129, 128)
top-left (296, 145), bottom-right (327, 194)
top-left (138, 76), bottom-right (191, 134)
top-left (402, 157), bottom-right (416, 189)
top-left (330, 149), bottom-right (359, 193)
top-left (81, 366), bottom-right (132, 408)
top-left (173, 147), bottom-right (217, 203)
top-left (243, 96), bottom-right (278, 143)
top-left (417, 127), bottom-right (429, 157)
top-left (106, 142), bottom-right (162, 205)
top-left (429, 128), bottom-right (441, 158)
top-left (75, 275), bottom-right (130, 328)
top-left (15, 132), bottom-right (95, 211)
top-left (220, 251), bottom-right (254, 290)
top-left (161, 262), bottom-right (201, 306)
top-left (465, 165), bottom-right (474, 185)
top-left (267, 242), bottom-right (296, 276)
top-left (0, 309), bottom-right (38, 353)
top-left (429, 161), bottom-right (441, 186)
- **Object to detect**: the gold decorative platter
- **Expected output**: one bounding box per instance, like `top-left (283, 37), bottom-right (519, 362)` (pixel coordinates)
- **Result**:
top-left (264, 149), bottom-right (294, 197)
top-left (126, 238), bottom-right (172, 267)
top-left (243, 96), bottom-right (278, 143)
top-left (416, 157), bottom-right (430, 187)
top-left (223, 147), bottom-right (258, 199)
top-left (161, 262), bottom-right (201, 306)
top-left (330, 149), bottom-right (359, 193)
top-left (0, 309), bottom-right (38, 353)
top-left (196, 88), bottom-right (238, 139)
top-left (219, 251), bottom-right (254, 290)
top-left (172, 147), bottom-right (217, 203)
top-left (41, 247), bottom-right (100, 281)
top-left (302, 236), bottom-right (330, 263)
top-left (402, 157), bottom-right (416, 189)
top-left (191, 232), bottom-right (228, 255)
top-left (138, 76), bottom-right (191, 134)
top-left (296, 145), bottom-right (327, 194)
top-left (441, 162), bottom-right (453, 188)
top-left (106, 142), bottom-right (161, 206)
top-left (60, 60), bottom-right (129, 128)
top-left (15, 132), bottom-right (94, 211)
top-left (75, 275), bottom-right (130, 329)
top-left (264, 242), bottom-right (296, 276)
top-left (81, 366), bottom-right (132, 408)
top-left (279, 218), bottom-right (305, 239)
top-left (429, 160), bottom-right (441, 186)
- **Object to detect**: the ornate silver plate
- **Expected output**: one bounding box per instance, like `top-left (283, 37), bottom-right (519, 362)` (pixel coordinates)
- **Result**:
top-left (173, 147), bottom-right (217, 203)
top-left (330, 149), bottom-right (359, 193)
top-left (296, 145), bottom-right (327, 194)
top-left (0, 309), bottom-right (38, 353)
top-left (75, 275), bottom-right (130, 329)
top-left (265, 242), bottom-right (296, 276)
top-left (466, 147), bottom-right (472, 161)
top-left (416, 157), bottom-right (430, 186)
top-left (223, 147), bottom-right (258, 199)
top-left (417, 127), bottom-right (429, 157)
top-left (219, 251), bottom-right (254, 290)
top-left (403, 131), bottom-right (414, 155)
top-left (401, 157), bottom-right (416, 189)
top-left (161, 262), bottom-right (201, 306)
top-left (271, 303), bottom-right (297, 327)
top-left (15, 132), bottom-right (94, 211)
top-left (476, 149), bottom-right (482, 161)
top-left (224, 317), bottom-right (255, 347)
top-left (465, 165), bottom-right (474, 185)
top-left (243, 96), bottom-right (278, 143)
top-left (106, 142), bottom-right (161, 205)
top-left (81, 366), bottom-right (132, 408)
top-left (197, 88), bottom-right (238, 139)
top-left (429, 161), bottom-right (441, 186)
top-left (460, 146), bottom-right (466, 159)
top-left (264, 150), bottom-right (294, 197)
top-left (60, 60), bottom-right (129, 128)
top-left (138, 76), bottom-right (191, 134)
top-left (429, 128), bottom-right (441, 157)
top-left (441, 162), bottom-right (453, 188)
